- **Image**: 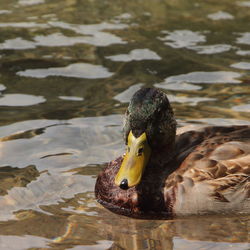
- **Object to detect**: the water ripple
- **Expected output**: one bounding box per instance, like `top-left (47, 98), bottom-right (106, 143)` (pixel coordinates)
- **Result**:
top-left (17, 63), bottom-right (114, 79)
top-left (0, 37), bottom-right (36, 50)
top-left (236, 50), bottom-right (250, 56)
top-left (0, 20), bottom-right (128, 48)
top-left (34, 33), bottom-right (96, 47)
top-left (231, 62), bottom-right (250, 70)
top-left (0, 94), bottom-right (46, 106)
top-left (114, 83), bottom-right (144, 103)
top-left (155, 82), bottom-right (202, 91)
top-left (114, 13), bottom-right (132, 20)
top-left (232, 104), bottom-right (250, 112)
top-left (49, 21), bottom-right (128, 35)
top-left (207, 11), bottom-right (234, 20)
top-left (0, 84), bottom-right (6, 92)
top-left (237, 1), bottom-right (250, 7)
top-left (0, 235), bottom-right (48, 250)
top-left (0, 10), bottom-right (12, 15)
top-left (161, 71), bottom-right (242, 84)
top-left (49, 21), bottom-right (128, 46)
top-left (18, 0), bottom-right (45, 6)
top-left (106, 49), bottom-right (161, 62)
top-left (59, 96), bottom-right (84, 101)
top-left (236, 32), bottom-right (250, 45)
top-left (0, 22), bottom-right (48, 28)
top-left (159, 30), bottom-right (206, 49)
top-left (190, 44), bottom-right (232, 54)
top-left (0, 172), bottom-right (93, 221)
top-left (167, 94), bottom-right (216, 106)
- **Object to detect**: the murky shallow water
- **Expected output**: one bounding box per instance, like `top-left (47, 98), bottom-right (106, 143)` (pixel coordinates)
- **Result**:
top-left (0, 0), bottom-right (249, 249)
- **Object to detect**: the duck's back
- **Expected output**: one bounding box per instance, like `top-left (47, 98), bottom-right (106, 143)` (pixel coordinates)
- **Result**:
top-left (164, 125), bottom-right (250, 215)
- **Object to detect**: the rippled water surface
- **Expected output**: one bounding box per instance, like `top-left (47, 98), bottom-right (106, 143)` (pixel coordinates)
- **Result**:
top-left (0, 0), bottom-right (250, 249)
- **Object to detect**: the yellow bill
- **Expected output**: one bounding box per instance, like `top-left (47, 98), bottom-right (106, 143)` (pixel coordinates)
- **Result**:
top-left (115, 131), bottom-right (151, 189)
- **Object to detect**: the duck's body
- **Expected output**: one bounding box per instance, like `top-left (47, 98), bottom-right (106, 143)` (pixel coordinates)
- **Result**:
top-left (95, 88), bottom-right (250, 218)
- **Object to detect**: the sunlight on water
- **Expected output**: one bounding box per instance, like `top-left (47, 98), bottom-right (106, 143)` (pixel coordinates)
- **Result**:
top-left (49, 21), bottom-right (128, 46)
top-left (0, 0), bottom-right (249, 249)
top-left (59, 96), bottom-right (84, 101)
top-left (0, 94), bottom-right (46, 106)
top-left (18, 0), bottom-right (45, 6)
top-left (158, 71), bottom-right (242, 84)
top-left (237, 1), bottom-right (250, 7)
top-left (17, 63), bottom-right (114, 79)
top-left (231, 62), bottom-right (250, 70)
top-left (236, 32), bottom-right (250, 45)
top-left (0, 235), bottom-right (48, 250)
top-left (0, 84), bottom-right (6, 92)
top-left (0, 37), bottom-right (37, 50)
top-left (0, 22), bottom-right (48, 28)
top-left (106, 49), bottom-right (161, 62)
top-left (190, 44), bottom-right (232, 54)
top-left (207, 11), bottom-right (234, 20)
top-left (159, 30), bottom-right (206, 49)
top-left (113, 83), bottom-right (144, 103)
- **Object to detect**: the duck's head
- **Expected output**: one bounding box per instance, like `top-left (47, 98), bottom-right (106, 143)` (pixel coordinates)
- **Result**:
top-left (115, 88), bottom-right (176, 190)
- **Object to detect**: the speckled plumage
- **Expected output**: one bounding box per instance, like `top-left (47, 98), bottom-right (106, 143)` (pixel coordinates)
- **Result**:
top-left (95, 88), bottom-right (250, 218)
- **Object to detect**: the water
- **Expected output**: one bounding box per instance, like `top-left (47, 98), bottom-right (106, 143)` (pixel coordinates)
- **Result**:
top-left (0, 0), bottom-right (249, 249)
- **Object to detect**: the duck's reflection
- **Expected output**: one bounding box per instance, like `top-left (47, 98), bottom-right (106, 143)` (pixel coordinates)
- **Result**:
top-left (52, 207), bottom-right (249, 249)
top-left (0, 189), bottom-right (248, 249)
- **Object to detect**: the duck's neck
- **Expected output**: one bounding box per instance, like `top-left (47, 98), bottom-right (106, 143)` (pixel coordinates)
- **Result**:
top-left (134, 140), bottom-right (176, 215)
top-left (148, 138), bottom-right (176, 170)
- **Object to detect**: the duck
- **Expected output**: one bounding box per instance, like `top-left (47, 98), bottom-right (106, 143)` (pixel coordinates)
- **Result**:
top-left (95, 87), bottom-right (250, 218)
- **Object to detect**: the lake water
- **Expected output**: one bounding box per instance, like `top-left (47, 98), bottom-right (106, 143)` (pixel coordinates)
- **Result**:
top-left (0, 0), bottom-right (249, 249)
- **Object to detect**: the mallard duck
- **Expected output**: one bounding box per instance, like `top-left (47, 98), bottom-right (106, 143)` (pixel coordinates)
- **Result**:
top-left (95, 88), bottom-right (250, 218)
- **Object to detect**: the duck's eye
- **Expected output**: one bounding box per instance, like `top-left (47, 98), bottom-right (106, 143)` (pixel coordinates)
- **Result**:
top-left (137, 147), bottom-right (143, 156)
top-left (127, 146), bottom-right (130, 153)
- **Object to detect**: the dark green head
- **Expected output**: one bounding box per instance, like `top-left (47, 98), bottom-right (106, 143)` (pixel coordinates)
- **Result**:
top-left (115, 88), bottom-right (177, 189)
top-left (123, 88), bottom-right (177, 152)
